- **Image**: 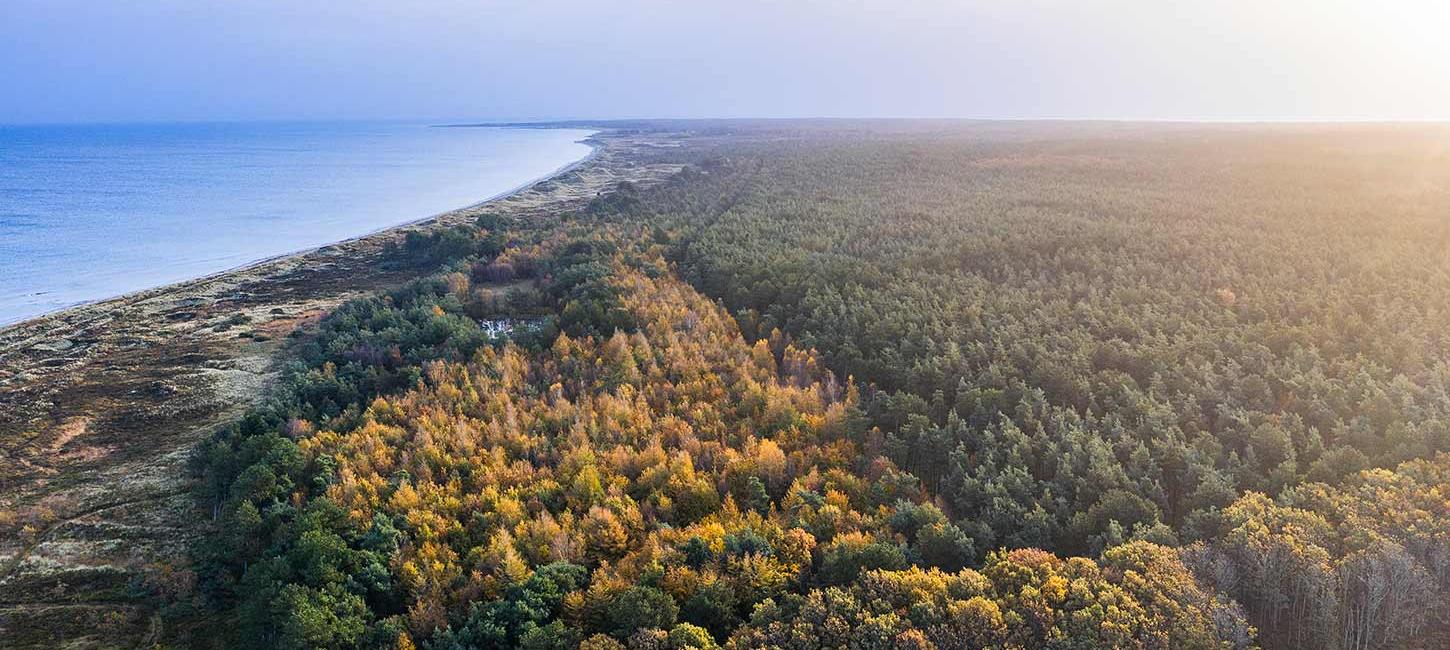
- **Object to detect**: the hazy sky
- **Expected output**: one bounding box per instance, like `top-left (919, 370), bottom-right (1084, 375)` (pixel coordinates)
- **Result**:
top-left (4, 0), bottom-right (1448, 123)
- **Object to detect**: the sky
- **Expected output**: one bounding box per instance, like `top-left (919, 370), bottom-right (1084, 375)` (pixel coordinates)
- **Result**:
top-left (3, 0), bottom-right (1449, 124)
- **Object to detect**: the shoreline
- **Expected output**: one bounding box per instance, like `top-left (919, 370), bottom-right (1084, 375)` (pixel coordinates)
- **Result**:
top-left (0, 128), bottom-right (604, 331)
top-left (0, 125), bottom-right (684, 647)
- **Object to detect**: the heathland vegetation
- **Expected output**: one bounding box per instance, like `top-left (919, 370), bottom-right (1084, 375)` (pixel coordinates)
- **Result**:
top-left (179, 123), bottom-right (1450, 649)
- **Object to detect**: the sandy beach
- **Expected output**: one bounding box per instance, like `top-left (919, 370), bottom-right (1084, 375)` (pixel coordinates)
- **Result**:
top-left (0, 127), bottom-right (682, 647)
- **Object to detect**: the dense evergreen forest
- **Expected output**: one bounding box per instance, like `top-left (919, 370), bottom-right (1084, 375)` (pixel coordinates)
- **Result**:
top-left (180, 123), bottom-right (1450, 649)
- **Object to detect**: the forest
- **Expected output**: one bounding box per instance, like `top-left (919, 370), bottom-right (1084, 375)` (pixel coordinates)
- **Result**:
top-left (177, 123), bottom-right (1450, 649)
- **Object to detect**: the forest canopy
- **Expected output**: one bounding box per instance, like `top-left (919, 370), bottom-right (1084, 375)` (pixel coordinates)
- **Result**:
top-left (183, 123), bottom-right (1450, 650)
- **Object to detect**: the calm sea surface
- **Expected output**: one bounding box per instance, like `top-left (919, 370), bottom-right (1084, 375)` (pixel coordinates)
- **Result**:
top-left (0, 122), bottom-right (594, 325)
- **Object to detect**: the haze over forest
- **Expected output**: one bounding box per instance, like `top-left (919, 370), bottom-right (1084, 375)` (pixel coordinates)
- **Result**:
top-left (3, 2), bottom-right (1450, 650)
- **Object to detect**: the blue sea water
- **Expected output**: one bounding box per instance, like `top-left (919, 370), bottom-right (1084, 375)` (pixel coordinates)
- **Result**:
top-left (0, 122), bottom-right (595, 326)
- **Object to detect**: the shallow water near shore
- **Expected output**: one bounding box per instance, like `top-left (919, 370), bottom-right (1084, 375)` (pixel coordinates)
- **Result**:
top-left (0, 122), bottom-right (594, 325)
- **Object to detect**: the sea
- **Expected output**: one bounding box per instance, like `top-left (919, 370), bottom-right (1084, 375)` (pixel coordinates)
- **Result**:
top-left (0, 122), bottom-right (595, 326)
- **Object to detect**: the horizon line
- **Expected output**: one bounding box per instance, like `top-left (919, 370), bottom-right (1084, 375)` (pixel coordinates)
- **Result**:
top-left (5, 115), bottom-right (1450, 128)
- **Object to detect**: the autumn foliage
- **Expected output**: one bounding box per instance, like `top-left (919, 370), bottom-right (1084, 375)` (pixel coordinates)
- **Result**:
top-left (191, 125), bottom-right (1450, 649)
